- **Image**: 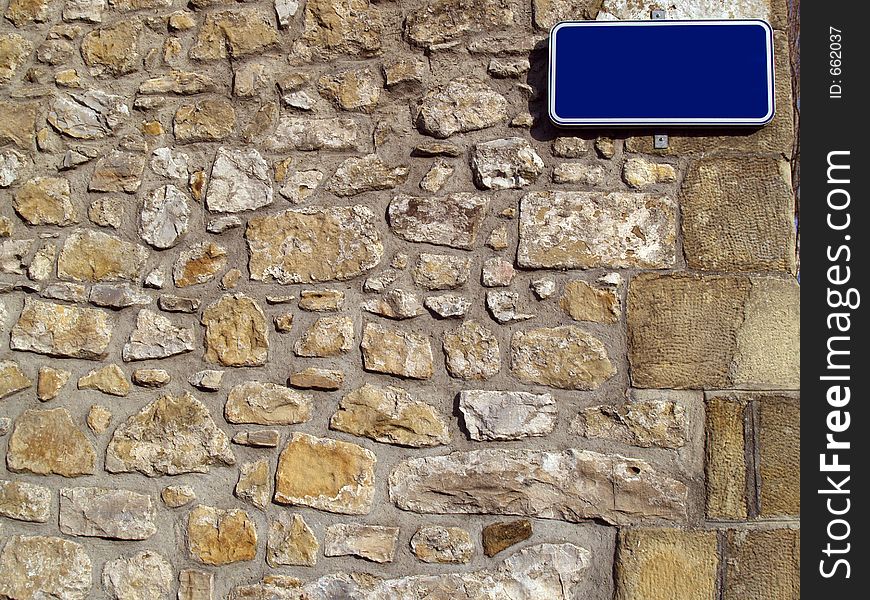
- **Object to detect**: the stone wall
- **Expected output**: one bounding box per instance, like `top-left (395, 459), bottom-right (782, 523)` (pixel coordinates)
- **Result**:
top-left (0, 0), bottom-right (799, 598)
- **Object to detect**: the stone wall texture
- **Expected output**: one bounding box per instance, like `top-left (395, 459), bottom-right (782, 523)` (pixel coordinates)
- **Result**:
top-left (0, 0), bottom-right (799, 598)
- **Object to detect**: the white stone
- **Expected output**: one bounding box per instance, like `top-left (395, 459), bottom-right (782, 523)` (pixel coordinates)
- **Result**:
top-left (102, 550), bottom-right (173, 600)
top-left (206, 147), bottom-right (273, 213)
top-left (459, 390), bottom-right (557, 440)
top-left (139, 185), bottom-right (190, 249)
top-left (150, 147), bottom-right (189, 179)
top-left (471, 138), bottom-right (544, 190)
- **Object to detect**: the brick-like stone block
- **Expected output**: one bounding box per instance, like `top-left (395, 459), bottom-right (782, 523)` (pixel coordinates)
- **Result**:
top-left (757, 395), bottom-right (800, 516)
top-left (680, 157), bottom-right (796, 273)
top-left (628, 274), bottom-right (799, 389)
top-left (705, 395), bottom-right (748, 519)
top-left (724, 528), bottom-right (799, 600)
top-left (615, 528), bottom-right (719, 600)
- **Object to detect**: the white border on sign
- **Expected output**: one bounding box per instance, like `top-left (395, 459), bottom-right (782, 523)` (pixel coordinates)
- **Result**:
top-left (547, 19), bottom-right (776, 127)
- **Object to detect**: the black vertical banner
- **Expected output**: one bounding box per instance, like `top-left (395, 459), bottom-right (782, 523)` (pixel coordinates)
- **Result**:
top-left (802, 0), bottom-right (868, 596)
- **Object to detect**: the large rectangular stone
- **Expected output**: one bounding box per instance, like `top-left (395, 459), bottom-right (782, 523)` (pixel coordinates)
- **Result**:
top-left (680, 157), bottom-right (796, 273)
top-left (724, 528), bottom-right (799, 600)
top-left (757, 394), bottom-right (800, 517)
top-left (705, 395), bottom-right (748, 519)
top-left (627, 274), bottom-right (799, 389)
top-left (518, 191), bottom-right (676, 269)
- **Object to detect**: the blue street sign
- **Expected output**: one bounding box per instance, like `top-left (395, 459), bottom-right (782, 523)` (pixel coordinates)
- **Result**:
top-left (548, 20), bottom-right (775, 126)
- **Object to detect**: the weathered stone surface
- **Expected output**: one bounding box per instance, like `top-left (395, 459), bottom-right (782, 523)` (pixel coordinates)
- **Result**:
top-left (459, 390), bottom-right (556, 440)
top-left (328, 154), bottom-right (409, 196)
top-left (615, 529), bottom-right (718, 600)
top-left (704, 395), bottom-right (747, 519)
top-left (518, 191), bottom-right (677, 269)
top-left (575, 399), bottom-right (688, 449)
top-left (267, 513), bottom-right (319, 567)
top-left (623, 157), bottom-right (676, 188)
top-left (81, 20), bottom-right (141, 76)
top-left (202, 294), bottom-right (269, 366)
top-left (78, 364), bottom-right (130, 397)
top-left (481, 257), bottom-right (515, 288)
top-left (150, 148), bottom-right (189, 180)
top-left (90, 283), bottom-right (151, 309)
top-left (299, 289), bottom-right (344, 311)
top-left (331, 383), bottom-right (449, 447)
top-left (534, 0), bottom-right (601, 28)
top-left (89, 151), bottom-right (146, 193)
top-left (361, 322), bottom-right (434, 379)
top-left (106, 392), bottom-right (235, 476)
top-left (0, 100), bottom-right (36, 148)
top-left (58, 229), bottom-right (148, 282)
top-left (289, 367), bottom-right (344, 390)
top-left (158, 294), bottom-right (200, 314)
top-left (191, 9), bottom-right (279, 60)
top-left (132, 368), bottom-right (171, 388)
top-left (87, 404), bottom-right (112, 434)
top-left (406, 0), bottom-right (515, 48)
top-left (205, 147), bottom-right (272, 213)
top-left (553, 162), bottom-right (606, 185)
top-left (0, 148), bottom-right (29, 187)
top-left (225, 381), bottom-right (312, 425)
top-left (174, 242), bottom-right (227, 287)
top-left (235, 457), bottom-right (270, 509)
top-left (598, 0), bottom-right (772, 23)
top-left (122, 309), bottom-right (195, 361)
top-left (416, 78), bottom-right (507, 138)
top-left (37, 365), bottom-right (70, 401)
top-left (161, 485), bottom-right (195, 508)
top-left (627, 274), bottom-right (800, 389)
top-left (7, 408), bottom-right (96, 477)
top-left (139, 185), bottom-right (190, 248)
top-left (471, 138), bottom-right (544, 190)
top-left (384, 56), bottom-right (427, 89)
top-left (279, 169), bottom-right (322, 203)
top-left (362, 289), bottom-right (425, 320)
top-left (410, 526), bottom-right (474, 564)
top-left (60, 487), bottom-right (156, 539)
top-left (139, 71), bottom-right (216, 96)
top-left (758, 394), bottom-right (800, 517)
top-left (12, 299), bottom-right (113, 360)
top-left (102, 551), bottom-right (173, 600)
top-left (88, 197), bottom-right (124, 228)
top-left (187, 505), bottom-right (257, 565)
top-left (47, 91), bottom-right (128, 140)
top-left (174, 99), bottom-right (236, 143)
top-left (247, 206), bottom-right (383, 283)
top-left (443, 320), bottom-right (500, 380)
top-left (419, 159), bottom-right (454, 192)
top-left (13, 177), bottom-right (77, 226)
top-left (390, 449), bottom-right (688, 524)
top-left (177, 569), bottom-right (214, 600)
top-left (0, 479), bottom-right (51, 522)
top-left (274, 432), bottom-right (376, 515)
top-left (232, 429), bottom-right (280, 447)
top-left (0, 535), bottom-right (92, 600)
top-left (680, 157), bottom-right (796, 273)
top-left (318, 67), bottom-right (381, 112)
top-left (389, 193), bottom-right (488, 249)
top-left (510, 326), bottom-right (614, 390)
top-left (0, 360), bottom-right (30, 399)
top-left (294, 316), bottom-right (355, 357)
top-left (298, 0), bottom-right (382, 58)
top-left (0, 238), bottom-right (30, 274)
top-left (559, 280), bottom-right (619, 323)
top-left (424, 293), bottom-right (471, 318)
top-left (482, 519), bottom-right (532, 557)
top-left (268, 116), bottom-right (365, 152)
top-left (488, 57), bottom-right (530, 78)
top-left (486, 290), bottom-right (535, 324)
top-left (412, 253), bottom-right (471, 290)
top-left (723, 528), bottom-right (799, 600)
top-left (324, 523), bottom-right (399, 563)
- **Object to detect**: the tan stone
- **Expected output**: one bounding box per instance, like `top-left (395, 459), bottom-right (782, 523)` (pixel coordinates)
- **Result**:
top-left (0, 535), bottom-right (92, 600)
top-left (294, 315), bottom-right (355, 357)
top-left (510, 326), bottom-right (615, 390)
top-left (299, 0), bottom-right (382, 58)
top-left (482, 519), bottom-right (532, 557)
top-left (178, 569), bottom-right (214, 600)
top-left (81, 20), bottom-right (141, 76)
top-left (758, 395), bottom-right (800, 517)
top-left (328, 154), bottom-right (409, 196)
top-left (13, 177), bottom-right (77, 226)
top-left (102, 550), bottom-right (173, 600)
top-left (132, 368), bottom-right (171, 388)
top-left (191, 9), bottom-right (280, 60)
top-left (122, 309), bottom-right (196, 361)
top-left (78, 364), bottom-right (130, 397)
top-left (187, 505), bottom-right (258, 566)
top-left (615, 529), bottom-right (718, 600)
top-left (410, 526), bottom-right (474, 564)
top-left (173, 99), bottom-right (236, 143)
top-left (225, 381), bottom-right (312, 425)
top-left (705, 395), bottom-right (748, 519)
top-left (724, 528), bottom-right (800, 600)
top-left (267, 513), bottom-right (319, 567)
top-left (289, 367), bottom-right (344, 390)
top-left (0, 479), bottom-right (51, 522)
top-left (518, 191), bottom-right (677, 269)
top-left (89, 151), bottom-right (145, 193)
top-left (12, 299), bottom-right (113, 361)
top-left (680, 158), bottom-right (796, 272)
top-left (299, 289), bottom-right (344, 311)
top-left (443, 320), bottom-right (500, 380)
top-left (274, 432), bottom-right (376, 514)
top-left (59, 487), bottom-right (156, 540)
top-left (202, 294), bottom-right (269, 367)
top-left (174, 242), bottom-right (227, 287)
top-left (58, 229), bottom-right (148, 282)
top-left (0, 100), bottom-right (36, 149)
top-left (361, 322), bottom-right (434, 379)
top-left (0, 360), bottom-right (30, 400)
top-left (406, 0), bottom-right (515, 48)
top-left (575, 399), bottom-right (687, 450)
top-left (318, 67), bottom-right (381, 113)
top-left (246, 206), bottom-right (383, 283)
top-left (388, 193), bottom-right (489, 249)
top-left (235, 458), bottom-right (270, 509)
top-left (415, 78), bottom-right (508, 138)
top-left (7, 408), bottom-right (96, 477)
top-left (559, 280), bottom-right (620, 323)
top-left (628, 274), bottom-right (799, 389)
top-left (324, 523), bottom-right (399, 563)
top-left (139, 70), bottom-right (217, 95)
top-left (106, 392), bottom-right (235, 476)
top-left (37, 365), bottom-right (70, 401)
top-left (161, 485), bottom-right (196, 508)
top-left (533, 0), bottom-right (602, 29)
top-left (330, 383), bottom-right (450, 447)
